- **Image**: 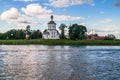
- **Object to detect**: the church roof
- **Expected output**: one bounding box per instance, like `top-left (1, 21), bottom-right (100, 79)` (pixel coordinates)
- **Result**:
top-left (48, 15), bottom-right (56, 25)
top-left (48, 21), bottom-right (56, 25)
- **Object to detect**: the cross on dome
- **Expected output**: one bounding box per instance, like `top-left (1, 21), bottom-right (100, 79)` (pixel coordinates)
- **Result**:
top-left (51, 15), bottom-right (53, 21)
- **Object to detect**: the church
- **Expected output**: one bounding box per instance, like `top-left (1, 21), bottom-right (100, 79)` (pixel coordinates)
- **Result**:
top-left (43, 15), bottom-right (60, 39)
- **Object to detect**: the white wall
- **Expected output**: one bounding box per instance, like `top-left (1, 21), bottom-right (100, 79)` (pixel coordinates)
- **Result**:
top-left (48, 24), bottom-right (56, 30)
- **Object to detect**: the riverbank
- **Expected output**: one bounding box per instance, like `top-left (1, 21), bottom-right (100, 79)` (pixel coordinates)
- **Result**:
top-left (0, 39), bottom-right (120, 45)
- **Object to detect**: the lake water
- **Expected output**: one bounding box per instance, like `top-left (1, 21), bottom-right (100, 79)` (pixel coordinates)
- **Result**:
top-left (0, 45), bottom-right (120, 80)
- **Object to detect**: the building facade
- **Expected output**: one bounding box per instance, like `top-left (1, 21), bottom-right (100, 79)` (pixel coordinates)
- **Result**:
top-left (43, 15), bottom-right (59, 39)
top-left (86, 30), bottom-right (105, 40)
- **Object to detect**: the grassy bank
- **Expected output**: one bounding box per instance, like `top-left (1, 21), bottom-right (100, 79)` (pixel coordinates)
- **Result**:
top-left (0, 39), bottom-right (120, 45)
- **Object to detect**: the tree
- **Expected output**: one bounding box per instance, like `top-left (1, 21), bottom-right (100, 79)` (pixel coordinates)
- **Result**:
top-left (105, 34), bottom-right (116, 40)
top-left (43, 29), bottom-right (47, 33)
top-left (31, 29), bottom-right (42, 39)
top-left (59, 24), bottom-right (67, 39)
top-left (0, 29), bottom-right (25, 40)
top-left (0, 28), bottom-right (43, 40)
top-left (69, 24), bottom-right (87, 40)
top-left (94, 33), bottom-right (98, 36)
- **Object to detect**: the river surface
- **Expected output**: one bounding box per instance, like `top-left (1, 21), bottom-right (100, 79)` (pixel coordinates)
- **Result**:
top-left (0, 45), bottom-right (120, 80)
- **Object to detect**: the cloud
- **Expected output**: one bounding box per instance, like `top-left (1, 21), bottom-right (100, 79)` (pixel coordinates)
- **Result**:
top-left (48, 0), bottom-right (94, 8)
top-left (1, 7), bottom-right (21, 20)
top-left (113, 0), bottom-right (120, 7)
top-left (37, 14), bottom-right (83, 21)
top-left (0, 5), bottom-right (82, 26)
top-left (0, 8), bottom-right (40, 26)
top-left (100, 18), bottom-right (112, 23)
top-left (92, 18), bottom-right (113, 27)
top-left (94, 25), bottom-right (120, 32)
top-left (21, 4), bottom-right (83, 21)
top-left (0, 3), bottom-right (83, 31)
top-left (55, 15), bottom-right (83, 21)
top-left (22, 4), bottom-right (52, 16)
top-left (79, 22), bottom-right (87, 26)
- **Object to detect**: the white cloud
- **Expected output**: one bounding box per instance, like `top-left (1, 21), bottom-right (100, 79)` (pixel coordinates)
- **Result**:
top-left (100, 18), bottom-right (112, 23)
top-left (48, 0), bottom-right (94, 8)
top-left (55, 15), bottom-right (83, 21)
top-left (0, 4), bottom-right (83, 32)
top-left (21, 4), bottom-right (83, 21)
top-left (0, 7), bottom-right (41, 26)
top-left (22, 4), bottom-right (52, 16)
top-left (1, 7), bottom-right (21, 20)
top-left (79, 22), bottom-right (87, 26)
top-left (0, 5), bottom-right (82, 26)
top-left (37, 14), bottom-right (83, 21)
top-left (49, 0), bottom-right (70, 7)
top-left (94, 25), bottom-right (120, 32)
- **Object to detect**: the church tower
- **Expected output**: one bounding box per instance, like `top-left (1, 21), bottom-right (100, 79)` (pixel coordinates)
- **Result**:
top-left (48, 15), bottom-right (56, 30)
top-left (43, 15), bottom-right (59, 39)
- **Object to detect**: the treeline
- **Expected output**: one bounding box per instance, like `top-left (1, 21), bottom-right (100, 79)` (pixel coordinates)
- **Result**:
top-left (0, 29), bottom-right (42, 40)
top-left (0, 24), bottom-right (116, 40)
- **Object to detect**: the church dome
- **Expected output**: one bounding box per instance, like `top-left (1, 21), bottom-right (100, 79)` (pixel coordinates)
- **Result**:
top-left (48, 15), bottom-right (56, 25)
top-left (48, 21), bottom-right (56, 25)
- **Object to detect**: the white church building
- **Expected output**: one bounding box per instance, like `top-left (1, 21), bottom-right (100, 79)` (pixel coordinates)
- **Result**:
top-left (43, 15), bottom-right (59, 39)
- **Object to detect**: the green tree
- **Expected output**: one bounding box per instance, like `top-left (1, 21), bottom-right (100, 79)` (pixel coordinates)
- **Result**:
top-left (105, 34), bottom-right (116, 40)
top-left (31, 30), bottom-right (42, 39)
top-left (43, 29), bottom-right (47, 33)
top-left (0, 29), bottom-right (25, 40)
top-left (69, 24), bottom-right (87, 40)
top-left (94, 33), bottom-right (98, 36)
top-left (59, 24), bottom-right (67, 39)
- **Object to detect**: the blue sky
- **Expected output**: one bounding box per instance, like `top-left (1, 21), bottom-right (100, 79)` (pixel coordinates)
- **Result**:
top-left (0, 0), bottom-right (120, 38)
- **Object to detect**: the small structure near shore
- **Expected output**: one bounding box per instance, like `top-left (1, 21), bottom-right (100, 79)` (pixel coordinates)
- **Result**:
top-left (25, 25), bottom-right (31, 40)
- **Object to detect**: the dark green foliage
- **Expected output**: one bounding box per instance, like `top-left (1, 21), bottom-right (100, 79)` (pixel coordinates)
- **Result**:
top-left (69, 24), bottom-right (87, 40)
top-left (31, 30), bottom-right (42, 39)
top-left (0, 29), bottom-right (25, 40)
top-left (94, 33), bottom-right (98, 36)
top-left (43, 29), bottom-right (47, 33)
top-left (59, 24), bottom-right (67, 39)
top-left (105, 34), bottom-right (116, 40)
top-left (0, 29), bottom-right (42, 40)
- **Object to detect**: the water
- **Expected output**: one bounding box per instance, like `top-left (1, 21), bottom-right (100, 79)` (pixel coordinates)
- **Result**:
top-left (0, 45), bottom-right (120, 80)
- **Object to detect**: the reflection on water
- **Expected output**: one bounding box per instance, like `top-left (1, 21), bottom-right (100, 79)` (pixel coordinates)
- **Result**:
top-left (0, 45), bottom-right (120, 80)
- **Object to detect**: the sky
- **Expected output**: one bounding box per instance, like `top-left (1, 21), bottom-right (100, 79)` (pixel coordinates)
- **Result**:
top-left (0, 0), bottom-right (120, 38)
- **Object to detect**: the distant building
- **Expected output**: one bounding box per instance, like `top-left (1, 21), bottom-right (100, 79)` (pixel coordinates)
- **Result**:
top-left (43, 15), bottom-right (59, 39)
top-left (86, 30), bottom-right (105, 40)
top-left (86, 35), bottom-right (105, 40)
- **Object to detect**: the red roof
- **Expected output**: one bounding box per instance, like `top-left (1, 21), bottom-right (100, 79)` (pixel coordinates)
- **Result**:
top-left (86, 35), bottom-right (105, 40)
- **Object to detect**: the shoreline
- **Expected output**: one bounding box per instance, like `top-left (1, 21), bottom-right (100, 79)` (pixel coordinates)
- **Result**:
top-left (0, 39), bottom-right (120, 45)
